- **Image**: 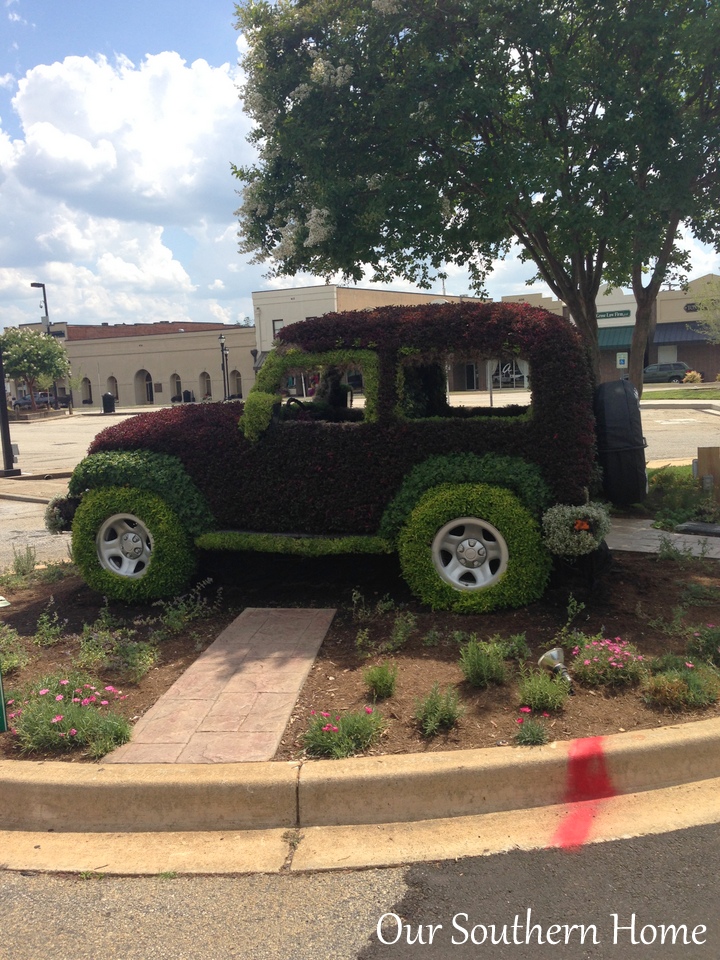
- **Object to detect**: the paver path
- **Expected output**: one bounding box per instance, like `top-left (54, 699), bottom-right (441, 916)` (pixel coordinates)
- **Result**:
top-left (105, 607), bottom-right (335, 763)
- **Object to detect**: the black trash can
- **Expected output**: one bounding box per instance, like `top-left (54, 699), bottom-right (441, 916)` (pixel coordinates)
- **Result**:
top-left (182, 389), bottom-right (193, 403)
top-left (102, 392), bottom-right (116, 414)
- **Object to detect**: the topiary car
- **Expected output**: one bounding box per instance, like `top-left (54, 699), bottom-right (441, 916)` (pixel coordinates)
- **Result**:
top-left (56, 301), bottom-right (644, 609)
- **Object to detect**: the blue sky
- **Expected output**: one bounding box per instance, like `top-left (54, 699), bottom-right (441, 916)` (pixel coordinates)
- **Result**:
top-left (1, 0), bottom-right (718, 331)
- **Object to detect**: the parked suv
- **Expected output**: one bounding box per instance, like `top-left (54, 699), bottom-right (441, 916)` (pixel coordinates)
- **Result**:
top-left (643, 362), bottom-right (697, 383)
top-left (54, 302), bottom-right (645, 611)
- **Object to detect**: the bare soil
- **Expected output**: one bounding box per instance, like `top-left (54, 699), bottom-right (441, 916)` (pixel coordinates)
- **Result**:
top-left (1, 549), bottom-right (719, 762)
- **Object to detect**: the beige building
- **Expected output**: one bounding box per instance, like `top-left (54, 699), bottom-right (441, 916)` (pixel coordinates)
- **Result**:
top-left (13, 272), bottom-right (719, 407)
top-left (17, 320), bottom-right (257, 408)
top-left (503, 274), bottom-right (720, 381)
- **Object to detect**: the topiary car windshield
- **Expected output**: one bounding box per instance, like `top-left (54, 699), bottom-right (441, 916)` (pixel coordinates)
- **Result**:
top-left (59, 301), bottom-right (628, 612)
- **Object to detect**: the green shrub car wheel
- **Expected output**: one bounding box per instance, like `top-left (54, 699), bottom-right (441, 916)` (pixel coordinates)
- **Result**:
top-left (398, 483), bottom-right (551, 613)
top-left (72, 487), bottom-right (196, 601)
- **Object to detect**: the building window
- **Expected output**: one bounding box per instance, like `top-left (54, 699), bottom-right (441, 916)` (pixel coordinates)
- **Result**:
top-left (170, 373), bottom-right (182, 401)
top-left (107, 376), bottom-right (119, 400)
top-left (272, 319), bottom-right (285, 339)
top-left (200, 371), bottom-right (212, 399)
top-left (81, 377), bottom-right (92, 404)
top-left (229, 369), bottom-right (242, 398)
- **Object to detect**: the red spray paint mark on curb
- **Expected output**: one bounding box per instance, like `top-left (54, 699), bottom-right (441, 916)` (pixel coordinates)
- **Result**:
top-left (549, 736), bottom-right (618, 850)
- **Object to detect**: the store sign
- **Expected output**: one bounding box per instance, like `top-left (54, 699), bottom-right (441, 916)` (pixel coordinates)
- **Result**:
top-left (597, 310), bottom-right (631, 319)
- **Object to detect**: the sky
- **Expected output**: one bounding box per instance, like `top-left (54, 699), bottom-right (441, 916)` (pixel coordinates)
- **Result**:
top-left (1, 0), bottom-right (718, 332)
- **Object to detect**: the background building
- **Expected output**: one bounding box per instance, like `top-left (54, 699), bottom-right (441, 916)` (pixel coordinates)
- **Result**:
top-left (16, 321), bottom-right (256, 408)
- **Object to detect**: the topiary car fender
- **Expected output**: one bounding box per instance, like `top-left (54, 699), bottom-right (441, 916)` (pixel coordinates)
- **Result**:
top-left (69, 450), bottom-right (215, 538)
top-left (379, 453), bottom-right (553, 542)
top-left (72, 487), bottom-right (197, 602)
top-left (398, 483), bottom-right (551, 613)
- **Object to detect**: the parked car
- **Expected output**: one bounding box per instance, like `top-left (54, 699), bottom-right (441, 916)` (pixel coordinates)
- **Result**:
top-left (13, 394), bottom-right (49, 410)
top-left (643, 362), bottom-right (700, 383)
top-left (53, 302), bottom-right (645, 610)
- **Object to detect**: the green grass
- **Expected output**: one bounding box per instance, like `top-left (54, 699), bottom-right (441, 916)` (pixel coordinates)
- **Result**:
top-left (643, 387), bottom-right (720, 400)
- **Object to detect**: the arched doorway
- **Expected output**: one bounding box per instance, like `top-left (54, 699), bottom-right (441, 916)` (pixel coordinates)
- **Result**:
top-left (81, 377), bottom-right (93, 404)
top-left (170, 373), bottom-right (182, 401)
top-left (199, 372), bottom-right (212, 400)
top-left (134, 369), bottom-right (154, 404)
top-left (229, 369), bottom-right (242, 398)
top-left (107, 376), bottom-right (119, 401)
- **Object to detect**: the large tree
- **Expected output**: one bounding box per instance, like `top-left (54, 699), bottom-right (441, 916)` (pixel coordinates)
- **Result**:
top-left (0, 327), bottom-right (70, 408)
top-left (234, 0), bottom-right (720, 388)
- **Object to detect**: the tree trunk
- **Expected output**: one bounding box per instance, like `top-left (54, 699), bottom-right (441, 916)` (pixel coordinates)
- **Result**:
top-left (628, 296), bottom-right (656, 398)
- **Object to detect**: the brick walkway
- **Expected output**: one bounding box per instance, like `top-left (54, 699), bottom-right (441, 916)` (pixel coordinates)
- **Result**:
top-left (104, 607), bottom-right (335, 764)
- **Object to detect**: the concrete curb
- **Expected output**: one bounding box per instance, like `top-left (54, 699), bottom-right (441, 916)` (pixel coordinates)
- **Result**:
top-left (3, 717), bottom-right (720, 834)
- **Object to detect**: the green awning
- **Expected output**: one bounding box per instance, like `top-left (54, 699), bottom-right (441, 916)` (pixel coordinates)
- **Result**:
top-left (597, 325), bottom-right (634, 349)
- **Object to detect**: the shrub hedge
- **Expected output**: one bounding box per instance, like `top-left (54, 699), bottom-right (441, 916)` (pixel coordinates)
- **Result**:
top-left (69, 450), bottom-right (214, 538)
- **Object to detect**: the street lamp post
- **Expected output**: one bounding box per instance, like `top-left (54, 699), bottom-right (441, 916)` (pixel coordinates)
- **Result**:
top-left (30, 282), bottom-right (49, 333)
top-left (30, 281), bottom-right (58, 406)
top-left (0, 345), bottom-right (20, 477)
top-left (218, 334), bottom-right (229, 401)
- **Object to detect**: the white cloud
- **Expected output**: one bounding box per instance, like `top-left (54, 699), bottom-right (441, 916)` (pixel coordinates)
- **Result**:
top-left (0, 49), bottom-right (256, 330)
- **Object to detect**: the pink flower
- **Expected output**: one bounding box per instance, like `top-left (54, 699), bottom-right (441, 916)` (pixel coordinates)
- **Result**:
top-left (321, 724), bottom-right (334, 732)
top-left (55, 695), bottom-right (64, 702)
top-left (69, 729), bottom-right (77, 736)
top-left (542, 712), bottom-right (550, 717)
top-left (321, 711), bottom-right (330, 718)
top-left (38, 689), bottom-right (49, 696)
top-left (59, 679), bottom-right (69, 685)
top-left (100, 700), bottom-right (109, 706)
top-left (51, 715), bottom-right (63, 723)
top-left (516, 717), bottom-right (524, 724)
top-left (685, 662), bottom-right (695, 669)
top-left (584, 659), bottom-right (591, 665)
top-left (310, 710), bottom-right (316, 715)
top-left (81, 698), bottom-right (92, 706)
top-left (365, 706), bottom-right (373, 714)
top-left (104, 686), bottom-right (116, 692)
top-left (519, 706), bottom-right (531, 713)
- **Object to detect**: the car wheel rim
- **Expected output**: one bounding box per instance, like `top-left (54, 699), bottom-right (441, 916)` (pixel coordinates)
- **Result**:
top-left (96, 513), bottom-right (153, 579)
top-left (431, 516), bottom-right (509, 591)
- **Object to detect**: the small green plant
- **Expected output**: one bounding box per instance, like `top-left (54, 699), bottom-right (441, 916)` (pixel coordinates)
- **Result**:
top-left (147, 579), bottom-right (221, 641)
top-left (422, 627), bottom-right (442, 647)
top-left (687, 623), bottom-right (720, 668)
top-left (0, 623), bottom-right (30, 675)
top-left (113, 639), bottom-right (159, 683)
top-left (646, 605), bottom-right (689, 639)
top-left (680, 583), bottom-right (720, 607)
top-left (414, 683), bottom-right (465, 737)
top-left (79, 871), bottom-right (106, 881)
top-left (355, 627), bottom-right (371, 654)
top-left (351, 588), bottom-right (395, 623)
top-left (642, 659), bottom-right (720, 709)
top-left (515, 716), bottom-right (549, 745)
top-left (5, 671), bottom-right (130, 757)
top-left (657, 535), bottom-right (698, 563)
top-left (33, 599), bottom-right (67, 647)
top-left (363, 661), bottom-right (398, 700)
top-left (459, 638), bottom-right (507, 688)
top-left (517, 668), bottom-right (570, 712)
top-left (552, 593), bottom-right (587, 648)
top-left (11, 544), bottom-right (37, 577)
top-left (302, 706), bottom-right (383, 758)
top-left (157, 871), bottom-right (178, 880)
top-left (385, 611), bottom-right (417, 652)
top-left (570, 635), bottom-right (646, 688)
top-left (496, 632), bottom-right (532, 662)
